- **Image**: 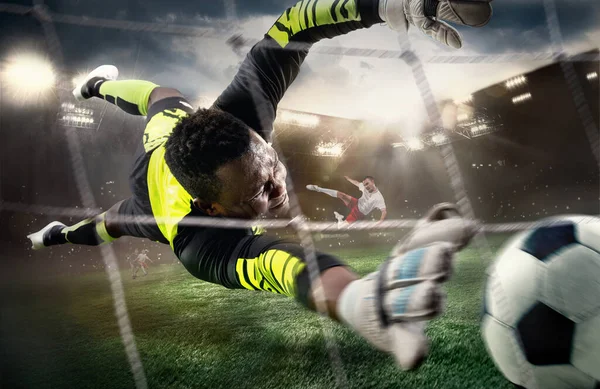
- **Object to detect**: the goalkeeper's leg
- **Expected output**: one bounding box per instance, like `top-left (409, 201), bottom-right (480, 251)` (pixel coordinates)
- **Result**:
top-left (27, 201), bottom-right (127, 249)
top-left (72, 65), bottom-right (183, 117)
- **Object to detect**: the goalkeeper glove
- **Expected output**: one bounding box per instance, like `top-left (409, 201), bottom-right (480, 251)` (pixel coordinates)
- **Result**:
top-left (337, 203), bottom-right (479, 370)
top-left (379, 0), bottom-right (494, 48)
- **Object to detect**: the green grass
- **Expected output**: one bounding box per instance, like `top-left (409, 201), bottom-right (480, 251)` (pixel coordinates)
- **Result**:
top-left (2, 235), bottom-right (515, 389)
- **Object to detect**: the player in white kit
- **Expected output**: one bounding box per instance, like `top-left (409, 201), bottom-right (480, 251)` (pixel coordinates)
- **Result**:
top-left (135, 249), bottom-right (153, 277)
top-left (307, 176), bottom-right (387, 225)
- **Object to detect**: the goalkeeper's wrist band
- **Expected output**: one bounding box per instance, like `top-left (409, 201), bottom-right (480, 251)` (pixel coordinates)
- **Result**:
top-left (377, 257), bottom-right (393, 327)
top-left (424, 0), bottom-right (439, 17)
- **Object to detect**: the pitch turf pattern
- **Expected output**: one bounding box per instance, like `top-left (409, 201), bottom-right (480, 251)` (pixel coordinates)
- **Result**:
top-left (2, 236), bottom-right (515, 389)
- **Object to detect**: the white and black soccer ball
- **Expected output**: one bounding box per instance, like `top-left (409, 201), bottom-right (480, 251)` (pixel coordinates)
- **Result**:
top-left (482, 216), bottom-right (600, 389)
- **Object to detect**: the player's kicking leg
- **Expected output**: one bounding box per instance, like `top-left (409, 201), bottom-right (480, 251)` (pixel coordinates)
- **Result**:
top-left (29, 65), bottom-right (182, 249)
top-left (306, 184), bottom-right (339, 199)
top-left (333, 211), bottom-right (346, 228)
top-left (306, 185), bottom-right (356, 224)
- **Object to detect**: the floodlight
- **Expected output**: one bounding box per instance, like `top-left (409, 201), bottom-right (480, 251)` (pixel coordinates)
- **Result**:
top-left (406, 138), bottom-right (424, 151)
top-left (505, 75), bottom-right (527, 90)
top-left (2, 54), bottom-right (56, 102)
top-left (470, 124), bottom-right (487, 135)
top-left (278, 110), bottom-right (320, 128)
top-left (511, 92), bottom-right (532, 104)
top-left (315, 141), bottom-right (344, 157)
top-left (58, 100), bottom-right (97, 129)
top-left (431, 133), bottom-right (448, 145)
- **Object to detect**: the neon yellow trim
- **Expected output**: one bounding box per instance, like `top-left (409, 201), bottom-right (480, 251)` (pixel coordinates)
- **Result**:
top-left (258, 251), bottom-right (286, 294)
top-left (267, 0), bottom-right (361, 48)
top-left (246, 258), bottom-right (261, 289)
top-left (300, 0), bottom-right (309, 30)
top-left (143, 109), bottom-right (189, 152)
top-left (270, 250), bottom-right (294, 295)
top-left (62, 217), bottom-right (93, 243)
top-left (147, 146), bottom-right (194, 247)
top-left (251, 226), bottom-right (266, 235)
top-left (99, 80), bottom-right (158, 116)
top-left (334, 0), bottom-right (358, 22)
top-left (96, 213), bottom-right (116, 243)
top-left (236, 250), bottom-right (305, 296)
top-left (236, 258), bottom-right (255, 290)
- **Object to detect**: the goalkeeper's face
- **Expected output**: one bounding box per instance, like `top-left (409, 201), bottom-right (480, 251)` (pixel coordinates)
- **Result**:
top-left (213, 131), bottom-right (289, 219)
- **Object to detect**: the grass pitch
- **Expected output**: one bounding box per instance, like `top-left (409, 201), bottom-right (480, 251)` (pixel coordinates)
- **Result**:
top-left (2, 235), bottom-right (514, 389)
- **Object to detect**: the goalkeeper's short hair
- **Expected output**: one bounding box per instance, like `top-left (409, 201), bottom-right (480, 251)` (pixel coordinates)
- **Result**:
top-left (164, 108), bottom-right (251, 202)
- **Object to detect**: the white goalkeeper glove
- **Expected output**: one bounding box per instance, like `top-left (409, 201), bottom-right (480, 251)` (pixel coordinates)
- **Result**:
top-left (337, 203), bottom-right (479, 370)
top-left (379, 0), bottom-right (494, 48)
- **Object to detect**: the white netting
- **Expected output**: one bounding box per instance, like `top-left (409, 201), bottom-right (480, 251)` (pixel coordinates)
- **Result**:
top-left (0, 1), bottom-right (598, 388)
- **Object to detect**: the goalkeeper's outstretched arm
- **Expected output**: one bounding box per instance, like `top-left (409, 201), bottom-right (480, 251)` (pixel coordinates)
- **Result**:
top-left (214, 0), bottom-right (492, 142)
top-left (213, 0), bottom-right (384, 142)
top-left (175, 204), bottom-right (479, 370)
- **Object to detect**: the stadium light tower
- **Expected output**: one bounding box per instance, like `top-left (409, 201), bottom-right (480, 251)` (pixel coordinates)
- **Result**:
top-left (315, 142), bottom-right (343, 157)
top-left (455, 109), bottom-right (501, 139)
top-left (314, 139), bottom-right (353, 157)
top-left (512, 92), bottom-right (532, 104)
top-left (277, 110), bottom-right (320, 128)
top-left (504, 75), bottom-right (527, 90)
top-left (470, 123), bottom-right (489, 137)
top-left (1, 53), bottom-right (56, 103)
top-left (58, 102), bottom-right (99, 130)
top-left (430, 132), bottom-right (450, 146)
top-left (406, 137), bottom-right (424, 151)
top-left (392, 137), bottom-right (428, 151)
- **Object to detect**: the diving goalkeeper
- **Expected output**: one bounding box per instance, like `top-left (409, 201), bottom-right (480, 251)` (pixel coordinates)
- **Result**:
top-left (28, 0), bottom-right (491, 370)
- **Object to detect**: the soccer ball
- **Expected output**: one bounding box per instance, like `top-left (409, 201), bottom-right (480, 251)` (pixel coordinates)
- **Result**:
top-left (481, 216), bottom-right (600, 389)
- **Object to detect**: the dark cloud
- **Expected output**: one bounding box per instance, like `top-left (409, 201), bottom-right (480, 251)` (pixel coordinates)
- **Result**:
top-left (458, 0), bottom-right (600, 53)
top-left (3, 0), bottom-right (598, 70)
top-left (1, 0), bottom-right (598, 105)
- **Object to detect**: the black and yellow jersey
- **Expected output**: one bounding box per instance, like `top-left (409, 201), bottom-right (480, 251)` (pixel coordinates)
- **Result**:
top-left (120, 97), bottom-right (195, 246)
top-left (119, 0), bottom-right (383, 302)
top-left (143, 100), bottom-right (195, 248)
top-left (130, 0), bottom-right (383, 247)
